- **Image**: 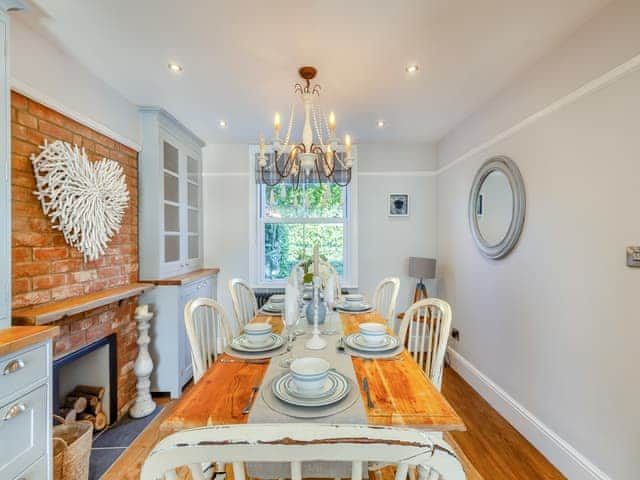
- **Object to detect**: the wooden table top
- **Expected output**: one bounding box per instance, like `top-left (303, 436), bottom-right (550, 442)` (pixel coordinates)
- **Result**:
top-left (160, 311), bottom-right (465, 438)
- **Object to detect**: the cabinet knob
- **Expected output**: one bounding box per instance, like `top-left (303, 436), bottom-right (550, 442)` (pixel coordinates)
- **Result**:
top-left (2, 359), bottom-right (25, 375)
top-left (3, 403), bottom-right (26, 421)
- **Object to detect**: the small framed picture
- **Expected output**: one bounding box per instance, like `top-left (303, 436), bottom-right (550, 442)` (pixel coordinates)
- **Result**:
top-left (389, 193), bottom-right (409, 216)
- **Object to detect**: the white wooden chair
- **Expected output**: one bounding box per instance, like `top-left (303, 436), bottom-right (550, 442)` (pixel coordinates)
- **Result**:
top-left (372, 277), bottom-right (400, 324)
top-left (184, 297), bottom-right (233, 383)
top-left (398, 298), bottom-right (452, 391)
top-left (228, 278), bottom-right (258, 331)
top-left (140, 423), bottom-right (465, 480)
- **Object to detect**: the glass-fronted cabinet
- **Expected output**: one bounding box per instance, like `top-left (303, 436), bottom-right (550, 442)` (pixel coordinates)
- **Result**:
top-left (139, 108), bottom-right (204, 279)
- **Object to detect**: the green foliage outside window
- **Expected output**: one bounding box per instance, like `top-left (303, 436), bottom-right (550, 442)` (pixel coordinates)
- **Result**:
top-left (263, 184), bottom-right (345, 280)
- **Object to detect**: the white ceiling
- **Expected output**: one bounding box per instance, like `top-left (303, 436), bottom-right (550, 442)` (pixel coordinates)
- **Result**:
top-left (23, 0), bottom-right (609, 144)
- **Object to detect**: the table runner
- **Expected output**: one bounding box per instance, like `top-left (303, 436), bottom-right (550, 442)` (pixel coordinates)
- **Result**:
top-left (247, 315), bottom-right (368, 479)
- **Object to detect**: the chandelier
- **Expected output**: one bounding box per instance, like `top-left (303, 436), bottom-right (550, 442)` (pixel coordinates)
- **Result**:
top-left (258, 66), bottom-right (353, 187)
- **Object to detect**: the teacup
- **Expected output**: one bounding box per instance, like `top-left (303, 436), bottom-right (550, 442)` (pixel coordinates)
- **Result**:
top-left (244, 322), bottom-right (272, 345)
top-left (290, 357), bottom-right (330, 393)
top-left (359, 322), bottom-right (387, 346)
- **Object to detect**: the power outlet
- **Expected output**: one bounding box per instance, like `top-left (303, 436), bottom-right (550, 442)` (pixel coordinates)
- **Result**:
top-left (451, 328), bottom-right (460, 341)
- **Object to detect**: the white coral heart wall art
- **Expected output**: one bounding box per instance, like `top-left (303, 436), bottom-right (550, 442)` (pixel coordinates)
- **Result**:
top-left (31, 140), bottom-right (130, 262)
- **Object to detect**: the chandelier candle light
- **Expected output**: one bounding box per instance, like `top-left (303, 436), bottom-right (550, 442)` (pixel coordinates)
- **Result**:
top-left (258, 66), bottom-right (354, 187)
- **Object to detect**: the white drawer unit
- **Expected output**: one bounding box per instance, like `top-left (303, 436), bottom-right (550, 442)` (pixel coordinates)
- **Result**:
top-left (0, 385), bottom-right (47, 479)
top-left (0, 344), bottom-right (47, 401)
top-left (0, 334), bottom-right (54, 480)
top-left (14, 455), bottom-right (47, 480)
top-left (141, 271), bottom-right (217, 398)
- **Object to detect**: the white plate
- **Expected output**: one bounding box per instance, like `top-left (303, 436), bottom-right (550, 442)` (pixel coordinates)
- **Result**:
top-left (262, 303), bottom-right (283, 313)
top-left (285, 375), bottom-right (339, 400)
top-left (345, 333), bottom-right (400, 352)
top-left (336, 303), bottom-right (373, 313)
top-left (230, 333), bottom-right (284, 352)
top-left (269, 294), bottom-right (285, 303)
top-left (272, 370), bottom-right (351, 407)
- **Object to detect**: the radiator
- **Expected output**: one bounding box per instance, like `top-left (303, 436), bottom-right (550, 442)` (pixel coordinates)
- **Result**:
top-left (254, 289), bottom-right (284, 308)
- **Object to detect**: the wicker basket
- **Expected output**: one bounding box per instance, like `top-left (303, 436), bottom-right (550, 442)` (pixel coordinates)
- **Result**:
top-left (52, 415), bottom-right (94, 480)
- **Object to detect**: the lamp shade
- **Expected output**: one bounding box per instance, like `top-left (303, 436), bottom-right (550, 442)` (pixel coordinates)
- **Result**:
top-left (408, 257), bottom-right (436, 279)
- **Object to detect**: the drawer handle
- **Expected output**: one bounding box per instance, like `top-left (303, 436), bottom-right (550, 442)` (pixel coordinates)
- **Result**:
top-left (3, 403), bottom-right (26, 421)
top-left (2, 359), bottom-right (25, 375)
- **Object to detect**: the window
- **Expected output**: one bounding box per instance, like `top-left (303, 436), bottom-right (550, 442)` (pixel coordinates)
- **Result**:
top-left (250, 148), bottom-right (358, 287)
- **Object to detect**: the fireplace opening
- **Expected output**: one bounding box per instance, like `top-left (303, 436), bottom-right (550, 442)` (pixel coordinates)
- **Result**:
top-left (53, 334), bottom-right (118, 425)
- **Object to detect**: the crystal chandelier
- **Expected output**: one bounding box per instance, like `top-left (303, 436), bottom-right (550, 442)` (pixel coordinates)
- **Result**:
top-left (258, 66), bottom-right (354, 187)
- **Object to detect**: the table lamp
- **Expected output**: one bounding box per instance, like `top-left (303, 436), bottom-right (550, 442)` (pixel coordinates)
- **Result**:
top-left (408, 257), bottom-right (436, 302)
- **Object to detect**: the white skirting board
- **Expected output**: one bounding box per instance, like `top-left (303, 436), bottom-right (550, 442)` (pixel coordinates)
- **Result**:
top-left (446, 347), bottom-right (611, 480)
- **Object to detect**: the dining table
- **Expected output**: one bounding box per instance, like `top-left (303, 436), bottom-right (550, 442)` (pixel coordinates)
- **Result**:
top-left (159, 310), bottom-right (465, 439)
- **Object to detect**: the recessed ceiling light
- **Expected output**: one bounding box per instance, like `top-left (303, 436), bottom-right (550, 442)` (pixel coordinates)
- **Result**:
top-left (168, 62), bottom-right (183, 73)
top-left (218, 120), bottom-right (228, 128)
top-left (377, 120), bottom-right (385, 128)
top-left (405, 64), bottom-right (419, 74)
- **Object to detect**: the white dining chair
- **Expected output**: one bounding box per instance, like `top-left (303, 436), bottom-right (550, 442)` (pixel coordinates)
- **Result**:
top-left (398, 298), bottom-right (452, 391)
top-left (228, 278), bottom-right (258, 331)
top-left (372, 277), bottom-right (400, 323)
top-left (183, 297), bottom-right (233, 384)
top-left (140, 423), bottom-right (466, 480)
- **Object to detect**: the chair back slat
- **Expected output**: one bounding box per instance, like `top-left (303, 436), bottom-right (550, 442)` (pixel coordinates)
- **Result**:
top-left (229, 278), bottom-right (258, 331)
top-left (184, 298), bottom-right (233, 383)
top-left (140, 424), bottom-right (466, 480)
top-left (398, 298), bottom-right (452, 390)
top-left (372, 277), bottom-right (400, 324)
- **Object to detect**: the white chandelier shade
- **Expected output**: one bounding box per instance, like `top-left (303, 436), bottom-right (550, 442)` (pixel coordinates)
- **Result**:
top-left (257, 66), bottom-right (354, 187)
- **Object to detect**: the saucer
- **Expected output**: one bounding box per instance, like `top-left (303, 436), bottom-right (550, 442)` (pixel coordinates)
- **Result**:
top-left (344, 333), bottom-right (400, 352)
top-left (230, 333), bottom-right (284, 352)
top-left (272, 370), bottom-right (350, 407)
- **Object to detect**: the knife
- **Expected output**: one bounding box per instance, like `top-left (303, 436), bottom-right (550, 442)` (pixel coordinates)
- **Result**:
top-left (362, 377), bottom-right (374, 409)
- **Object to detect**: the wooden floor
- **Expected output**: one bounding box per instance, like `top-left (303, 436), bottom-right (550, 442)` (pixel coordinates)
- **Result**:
top-left (102, 367), bottom-right (564, 480)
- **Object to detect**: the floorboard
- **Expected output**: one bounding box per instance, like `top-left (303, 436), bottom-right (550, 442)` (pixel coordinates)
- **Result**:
top-left (103, 368), bottom-right (564, 479)
top-left (441, 368), bottom-right (565, 480)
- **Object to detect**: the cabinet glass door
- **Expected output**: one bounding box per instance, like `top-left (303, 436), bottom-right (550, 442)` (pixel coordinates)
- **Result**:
top-left (186, 155), bottom-right (200, 261)
top-left (163, 141), bottom-right (181, 263)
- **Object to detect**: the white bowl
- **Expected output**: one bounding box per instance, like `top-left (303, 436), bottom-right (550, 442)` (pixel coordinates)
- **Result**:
top-left (244, 322), bottom-right (272, 345)
top-left (344, 294), bottom-right (364, 303)
top-left (290, 357), bottom-right (330, 393)
top-left (359, 322), bottom-right (387, 346)
top-left (269, 294), bottom-right (285, 304)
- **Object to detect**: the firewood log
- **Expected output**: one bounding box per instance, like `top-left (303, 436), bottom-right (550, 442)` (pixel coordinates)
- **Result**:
top-left (73, 385), bottom-right (105, 399)
top-left (70, 391), bottom-right (100, 409)
top-left (93, 411), bottom-right (107, 431)
top-left (63, 395), bottom-right (87, 413)
top-left (58, 407), bottom-right (77, 423)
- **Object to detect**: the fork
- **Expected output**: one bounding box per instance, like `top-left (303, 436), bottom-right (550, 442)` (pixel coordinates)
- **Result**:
top-left (242, 383), bottom-right (261, 414)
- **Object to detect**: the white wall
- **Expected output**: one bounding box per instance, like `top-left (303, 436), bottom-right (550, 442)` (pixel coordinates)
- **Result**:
top-left (203, 143), bottom-right (437, 325)
top-left (435, 2), bottom-right (640, 477)
top-left (9, 16), bottom-right (140, 147)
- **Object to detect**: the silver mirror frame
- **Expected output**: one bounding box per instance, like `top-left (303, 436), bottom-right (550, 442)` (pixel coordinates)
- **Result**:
top-left (468, 156), bottom-right (526, 259)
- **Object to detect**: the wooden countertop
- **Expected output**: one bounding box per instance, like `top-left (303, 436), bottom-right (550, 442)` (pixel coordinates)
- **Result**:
top-left (0, 325), bottom-right (60, 357)
top-left (142, 267), bottom-right (220, 286)
top-left (12, 283), bottom-right (154, 326)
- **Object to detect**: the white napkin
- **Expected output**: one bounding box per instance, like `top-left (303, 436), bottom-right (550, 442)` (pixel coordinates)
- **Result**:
top-left (325, 274), bottom-right (336, 306)
top-left (284, 283), bottom-right (299, 327)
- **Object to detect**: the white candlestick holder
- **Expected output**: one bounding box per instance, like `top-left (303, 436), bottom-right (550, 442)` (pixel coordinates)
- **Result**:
top-left (130, 309), bottom-right (156, 418)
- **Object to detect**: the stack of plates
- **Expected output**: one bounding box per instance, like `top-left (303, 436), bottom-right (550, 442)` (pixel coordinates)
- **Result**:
top-left (336, 301), bottom-right (373, 313)
top-left (230, 333), bottom-right (284, 353)
top-left (344, 333), bottom-right (400, 352)
top-left (261, 302), bottom-right (283, 314)
top-left (272, 370), bottom-right (351, 407)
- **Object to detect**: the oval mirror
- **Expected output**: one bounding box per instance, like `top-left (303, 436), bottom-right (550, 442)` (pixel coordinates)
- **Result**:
top-left (468, 156), bottom-right (525, 259)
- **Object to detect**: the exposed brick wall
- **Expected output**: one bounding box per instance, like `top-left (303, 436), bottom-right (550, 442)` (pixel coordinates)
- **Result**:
top-left (11, 91), bottom-right (138, 309)
top-left (10, 91), bottom-right (140, 418)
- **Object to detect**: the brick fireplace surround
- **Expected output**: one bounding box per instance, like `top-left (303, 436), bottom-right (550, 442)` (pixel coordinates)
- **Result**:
top-left (10, 91), bottom-right (140, 418)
